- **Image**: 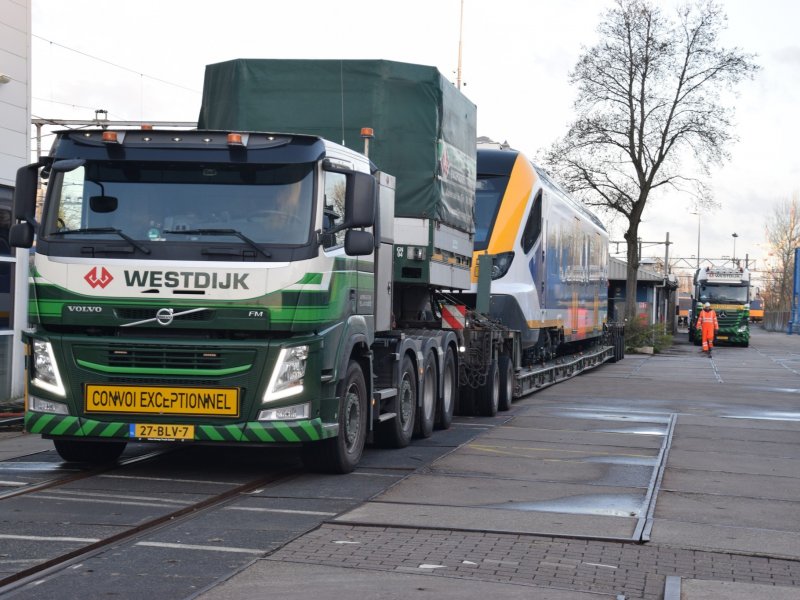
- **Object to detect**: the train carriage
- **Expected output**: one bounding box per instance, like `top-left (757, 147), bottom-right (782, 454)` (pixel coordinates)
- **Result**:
top-left (471, 144), bottom-right (609, 364)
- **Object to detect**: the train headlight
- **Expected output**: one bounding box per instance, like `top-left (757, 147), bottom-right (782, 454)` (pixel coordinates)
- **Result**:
top-left (263, 345), bottom-right (308, 402)
top-left (491, 252), bottom-right (515, 279)
top-left (31, 340), bottom-right (66, 397)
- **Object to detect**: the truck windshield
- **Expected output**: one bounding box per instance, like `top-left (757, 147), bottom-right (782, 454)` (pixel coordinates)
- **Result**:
top-left (42, 161), bottom-right (314, 246)
top-left (699, 284), bottom-right (749, 304)
top-left (474, 174), bottom-right (509, 250)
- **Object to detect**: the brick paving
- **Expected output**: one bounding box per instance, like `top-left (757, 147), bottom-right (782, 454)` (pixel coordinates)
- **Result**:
top-left (268, 524), bottom-right (800, 599)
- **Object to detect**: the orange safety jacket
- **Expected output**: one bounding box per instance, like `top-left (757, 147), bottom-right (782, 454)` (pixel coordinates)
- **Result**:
top-left (696, 309), bottom-right (719, 339)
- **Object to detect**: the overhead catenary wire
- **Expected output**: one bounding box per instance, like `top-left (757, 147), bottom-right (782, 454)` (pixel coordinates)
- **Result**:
top-left (33, 34), bottom-right (201, 95)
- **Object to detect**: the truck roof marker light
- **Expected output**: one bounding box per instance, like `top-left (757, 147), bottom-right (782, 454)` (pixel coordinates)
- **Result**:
top-left (172, 136), bottom-right (182, 142)
top-left (141, 124), bottom-right (153, 130)
top-left (202, 137), bottom-right (213, 143)
top-left (360, 127), bottom-right (374, 138)
top-left (228, 133), bottom-right (244, 146)
top-left (102, 131), bottom-right (119, 144)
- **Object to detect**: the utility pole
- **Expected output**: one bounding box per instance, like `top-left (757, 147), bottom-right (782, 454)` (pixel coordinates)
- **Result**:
top-left (456, 0), bottom-right (464, 89)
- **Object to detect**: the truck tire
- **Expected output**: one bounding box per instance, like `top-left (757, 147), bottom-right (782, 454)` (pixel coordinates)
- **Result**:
top-left (498, 354), bottom-right (514, 411)
top-left (303, 360), bottom-right (367, 473)
top-left (435, 347), bottom-right (457, 430)
top-left (414, 351), bottom-right (437, 439)
top-left (477, 360), bottom-right (500, 417)
top-left (376, 354), bottom-right (417, 448)
top-left (53, 439), bottom-right (126, 464)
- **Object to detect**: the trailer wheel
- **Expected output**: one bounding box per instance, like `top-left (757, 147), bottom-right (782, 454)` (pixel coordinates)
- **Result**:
top-left (435, 347), bottom-right (456, 430)
top-left (303, 360), bottom-right (367, 473)
top-left (477, 360), bottom-right (500, 417)
top-left (53, 440), bottom-right (126, 464)
top-left (414, 351), bottom-right (437, 439)
top-left (498, 354), bottom-right (514, 411)
top-left (377, 354), bottom-right (417, 448)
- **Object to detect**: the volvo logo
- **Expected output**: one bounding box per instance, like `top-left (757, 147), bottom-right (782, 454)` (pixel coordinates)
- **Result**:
top-left (156, 308), bottom-right (175, 326)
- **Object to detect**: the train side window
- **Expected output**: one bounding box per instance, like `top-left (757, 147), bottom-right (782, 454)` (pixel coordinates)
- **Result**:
top-left (521, 191), bottom-right (542, 254)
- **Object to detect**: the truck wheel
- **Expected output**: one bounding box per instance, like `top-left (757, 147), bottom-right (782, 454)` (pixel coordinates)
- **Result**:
top-left (303, 360), bottom-right (367, 473)
top-left (435, 347), bottom-right (456, 430)
top-left (498, 354), bottom-right (514, 411)
top-left (377, 354), bottom-right (417, 448)
top-left (477, 360), bottom-right (500, 417)
top-left (53, 439), bottom-right (126, 464)
top-left (414, 351), bottom-right (437, 439)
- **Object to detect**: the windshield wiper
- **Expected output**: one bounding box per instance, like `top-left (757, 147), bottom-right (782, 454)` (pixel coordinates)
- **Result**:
top-left (51, 227), bottom-right (151, 255)
top-left (163, 228), bottom-right (271, 258)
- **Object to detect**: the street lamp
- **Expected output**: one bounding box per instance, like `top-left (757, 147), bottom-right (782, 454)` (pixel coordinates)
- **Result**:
top-left (732, 232), bottom-right (739, 263)
top-left (690, 210), bottom-right (701, 270)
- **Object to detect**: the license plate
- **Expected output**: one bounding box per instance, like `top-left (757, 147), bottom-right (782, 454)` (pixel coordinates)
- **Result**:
top-left (85, 385), bottom-right (239, 416)
top-left (131, 423), bottom-right (195, 441)
top-left (717, 336), bottom-right (728, 340)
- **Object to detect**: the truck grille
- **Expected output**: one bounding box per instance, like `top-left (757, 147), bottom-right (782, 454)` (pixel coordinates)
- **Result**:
top-left (107, 347), bottom-right (223, 369)
top-left (73, 344), bottom-right (256, 374)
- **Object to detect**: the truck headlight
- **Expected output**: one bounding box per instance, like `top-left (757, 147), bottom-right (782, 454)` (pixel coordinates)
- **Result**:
top-left (31, 340), bottom-right (66, 397)
top-left (263, 345), bottom-right (308, 402)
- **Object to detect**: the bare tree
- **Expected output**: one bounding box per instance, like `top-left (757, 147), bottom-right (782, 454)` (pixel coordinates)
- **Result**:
top-left (763, 194), bottom-right (800, 312)
top-left (545, 0), bottom-right (758, 321)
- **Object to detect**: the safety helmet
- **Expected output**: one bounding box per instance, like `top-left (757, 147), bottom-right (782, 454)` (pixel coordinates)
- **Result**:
top-left (704, 302), bottom-right (711, 309)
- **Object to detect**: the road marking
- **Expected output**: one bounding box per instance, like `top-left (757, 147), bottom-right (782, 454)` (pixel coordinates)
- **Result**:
top-left (0, 534), bottom-right (99, 543)
top-left (32, 494), bottom-right (184, 509)
top-left (46, 489), bottom-right (190, 505)
top-left (0, 481), bottom-right (26, 486)
top-left (135, 541), bottom-right (265, 554)
top-left (224, 506), bottom-right (337, 517)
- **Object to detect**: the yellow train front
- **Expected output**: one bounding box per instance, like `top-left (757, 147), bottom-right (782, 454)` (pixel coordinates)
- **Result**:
top-left (470, 144), bottom-right (609, 364)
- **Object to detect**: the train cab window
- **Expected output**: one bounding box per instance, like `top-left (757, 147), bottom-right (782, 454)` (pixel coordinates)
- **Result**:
top-left (474, 175), bottom-right (509, 251)
top-left (521, 191), bottom-right (542, 254)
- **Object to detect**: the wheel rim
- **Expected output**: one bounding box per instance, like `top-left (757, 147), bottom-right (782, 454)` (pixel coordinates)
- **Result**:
top-left (422, 363), bottom-right (435, 419)
top-left (442, 359), bottom-right (454, 415)
top-left (492, 368), bottom-right (500, 410)
top-left (343, 384), bottom-right (361, 452)
top-left (399, 374), bottom-right (414, 427)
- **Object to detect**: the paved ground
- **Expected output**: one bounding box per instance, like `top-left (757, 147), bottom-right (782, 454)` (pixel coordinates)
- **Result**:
top-left (201, 327), bottom-right (800, 600)
top-left (3, 327), bottom-right (799, 598)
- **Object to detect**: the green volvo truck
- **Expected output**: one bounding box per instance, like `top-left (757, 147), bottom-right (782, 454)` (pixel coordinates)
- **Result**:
top-left (690, 266), bottom-right (751, 347)
top-left (9, 60), bottom-right (525, 473)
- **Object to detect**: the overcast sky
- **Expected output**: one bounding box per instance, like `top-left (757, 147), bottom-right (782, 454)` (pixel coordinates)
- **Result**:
top-left (30, 0), bottom-right (800, 279)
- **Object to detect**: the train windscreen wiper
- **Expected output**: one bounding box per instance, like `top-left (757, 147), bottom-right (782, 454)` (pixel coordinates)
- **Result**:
top-left (163, 228), bottom-right (271, 258)
top-left (51, 227), bottom-right (151, 255)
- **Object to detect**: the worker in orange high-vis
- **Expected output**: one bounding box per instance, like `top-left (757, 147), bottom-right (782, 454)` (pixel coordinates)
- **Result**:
top-left (696, 302), bottom-right (719, 357)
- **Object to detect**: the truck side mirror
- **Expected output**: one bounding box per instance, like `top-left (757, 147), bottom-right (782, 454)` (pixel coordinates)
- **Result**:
top-left (343, 172), bottom-right (376, 228)
top-left (9, 222), bottom-right (34, 249)
top-left (344, 230), bottom-right (374, 256)
top-left (13, 163), bottom-right (41, 223)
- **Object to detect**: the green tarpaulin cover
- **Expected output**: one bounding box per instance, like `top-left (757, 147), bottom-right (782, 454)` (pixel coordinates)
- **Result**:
top-left (198, 59), bottom-right (476, 233)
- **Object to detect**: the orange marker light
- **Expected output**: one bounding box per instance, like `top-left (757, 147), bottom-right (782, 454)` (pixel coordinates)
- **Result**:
top-left (102, 131), bottom-right (119, 143)
top-left (227, 133), bottom-right (244, 145)
top-left (360, 127), bottom-right (374, 138)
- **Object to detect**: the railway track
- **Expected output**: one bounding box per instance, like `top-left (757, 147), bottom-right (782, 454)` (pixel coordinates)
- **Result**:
top-left (0, 451), bottom-right (304, 595)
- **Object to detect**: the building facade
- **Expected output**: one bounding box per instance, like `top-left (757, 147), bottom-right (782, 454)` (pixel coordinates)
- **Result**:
top-left (0, 0), bottom-right (31, 404)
